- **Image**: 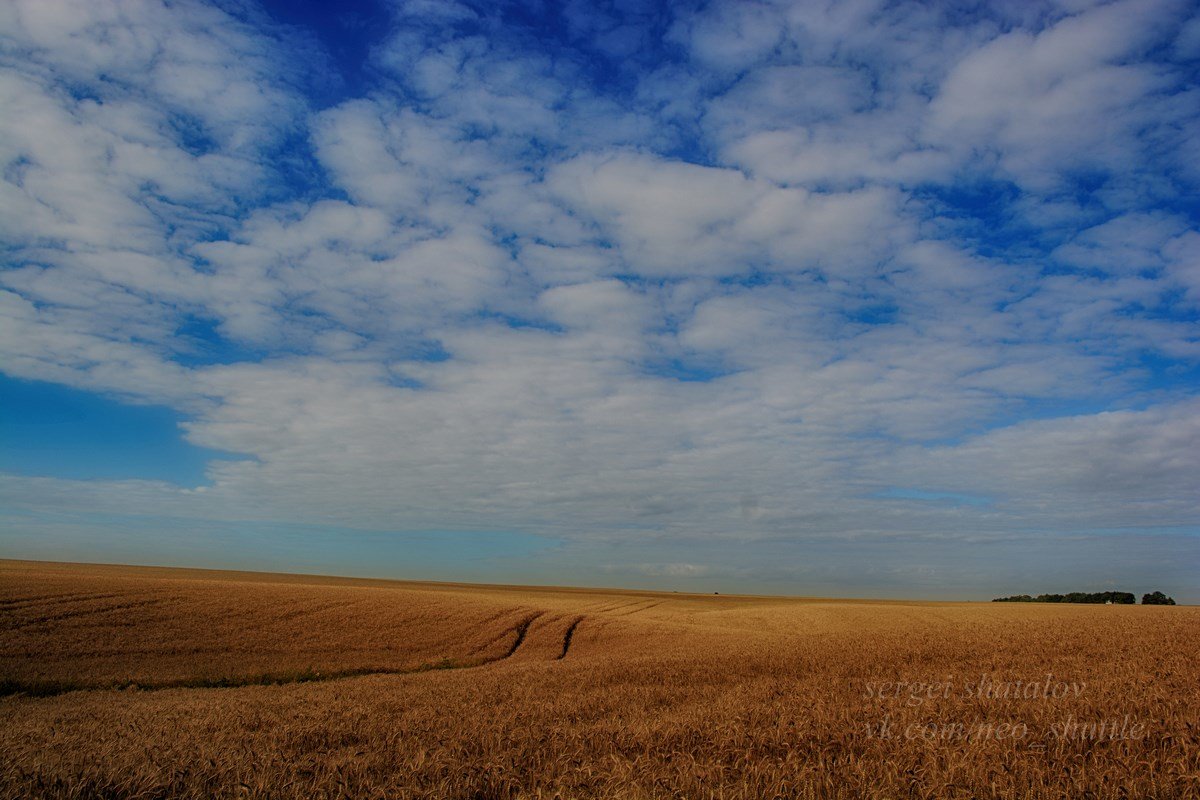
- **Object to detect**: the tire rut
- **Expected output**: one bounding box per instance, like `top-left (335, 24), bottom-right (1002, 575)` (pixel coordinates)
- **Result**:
top-left (501, 612), bottom-right (543, 659)
top-left (557, 617), bottom-right (584, 660)
top-left (608, 601), bottom-right (661, 617)
top-left (1, 609), bottom-right (553, 698)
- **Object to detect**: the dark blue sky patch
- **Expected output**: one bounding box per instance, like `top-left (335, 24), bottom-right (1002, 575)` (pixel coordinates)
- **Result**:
top-left (1131, 351), bottom-right (1200, 396)
top-left (171, 315), bottom-right (269, 367)
top-left (477, 310), bottom-right (566, 334)
top-left (0, 375), bottom-right (236, 486)
top-left (643, 356), bottom-right (732, 383)
top-left (844, 303), bottom-right (899, 326)
top-left (256, 0), bottom-right (392, 107)
top-left (915, 178), bottom-right (1050, 259)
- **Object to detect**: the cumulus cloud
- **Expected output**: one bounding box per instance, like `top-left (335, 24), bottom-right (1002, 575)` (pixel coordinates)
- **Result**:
top-left (927, 0), bottom-right (1191, 194)
top-left (2, 0), bottom-right (1197, 595)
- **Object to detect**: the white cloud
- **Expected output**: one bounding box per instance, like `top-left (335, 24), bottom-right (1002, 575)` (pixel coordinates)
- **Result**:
top-left (0, 0), bottom-right (306, 400)
top-left (927, 0), bottom-right (1187, 192)
top-left (546, 152), bottom-right (910, 277)
top-left (1163, 231), bottom-right (1200, 302)
top-left (1052, 212), bottom-right (1188, 275)
top-left (668, 0), bottom-right (787, 73)
top-left (885, 399), bottom-right (1200, 528)
top-left (2, 0), bottom-right (1197, 594)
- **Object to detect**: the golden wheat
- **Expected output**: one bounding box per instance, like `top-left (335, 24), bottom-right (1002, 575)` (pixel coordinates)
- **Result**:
top-left (1, 559), bottom-right (1196, 799)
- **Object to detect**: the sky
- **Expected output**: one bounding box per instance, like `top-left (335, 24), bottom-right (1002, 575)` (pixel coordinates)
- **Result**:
top-left (1, 0), bottom-right (1198, 601)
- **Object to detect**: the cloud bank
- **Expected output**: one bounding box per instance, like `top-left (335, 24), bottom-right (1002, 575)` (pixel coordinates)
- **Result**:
top-left (1, 0), bottom-right (1197, 597)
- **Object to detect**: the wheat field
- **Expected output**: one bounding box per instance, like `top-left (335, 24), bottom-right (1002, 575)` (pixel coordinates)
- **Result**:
top-left (0, 560), bottom-right (1196, 799)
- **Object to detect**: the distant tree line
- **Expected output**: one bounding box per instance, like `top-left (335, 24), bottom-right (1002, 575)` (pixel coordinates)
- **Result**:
top-left (992, 591), bottom-right (1175, 605)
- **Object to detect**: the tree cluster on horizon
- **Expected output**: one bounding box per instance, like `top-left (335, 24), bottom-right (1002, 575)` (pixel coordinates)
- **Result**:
top-left (993, 592), bottom-right (1134, 604)
top-left (993, 591), bottom-right (1177, 605)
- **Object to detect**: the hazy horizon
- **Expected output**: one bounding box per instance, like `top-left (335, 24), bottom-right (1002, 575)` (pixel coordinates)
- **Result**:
top-left (2, 0), bottom-right (1198, 604)
top-left (3, 556), bottom-right (1193, 605)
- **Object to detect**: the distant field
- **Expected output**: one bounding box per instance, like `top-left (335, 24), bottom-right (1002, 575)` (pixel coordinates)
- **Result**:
top-left (1, 560), bottom-right (1196, 799)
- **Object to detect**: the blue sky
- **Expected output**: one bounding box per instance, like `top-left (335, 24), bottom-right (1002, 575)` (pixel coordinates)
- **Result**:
top-left (1, 0), bottom-right (1198, 601)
